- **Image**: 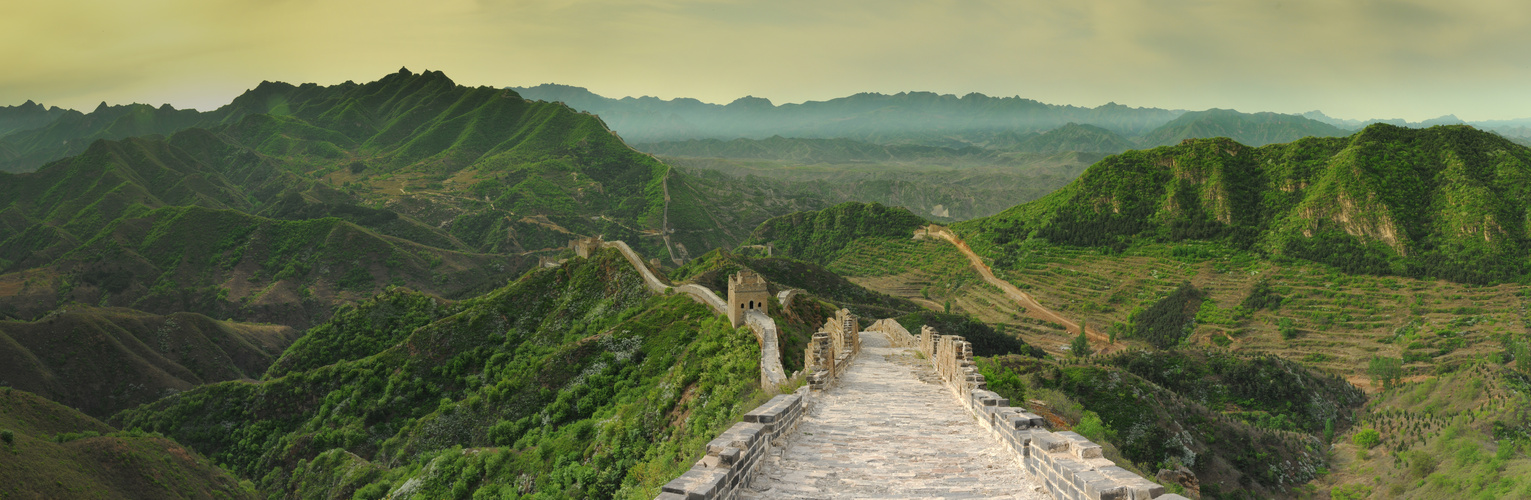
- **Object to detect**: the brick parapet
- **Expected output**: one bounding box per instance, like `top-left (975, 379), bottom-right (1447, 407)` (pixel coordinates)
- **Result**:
top-left (803, 309), bottom-right (861, 391)
top-left (905, 319), bottom-right (1182, 500)
top-left (654, 389), bottom-right (810, 500)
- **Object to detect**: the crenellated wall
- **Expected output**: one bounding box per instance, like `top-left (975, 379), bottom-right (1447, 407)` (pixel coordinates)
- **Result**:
top-left (804, 309), bottom-right (860, 391)
top-left (907, 321), bottom-right (1184, 500)
top-left (655, 390), bottom-right (810, 500)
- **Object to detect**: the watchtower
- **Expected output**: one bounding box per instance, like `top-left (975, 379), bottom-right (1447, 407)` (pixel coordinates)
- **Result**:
top-left (728, 270), bottom-right (770, 327)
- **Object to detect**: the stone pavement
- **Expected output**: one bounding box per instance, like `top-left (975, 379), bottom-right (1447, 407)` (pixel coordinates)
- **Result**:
top-left (740, 332), bottom-right (1047, 500)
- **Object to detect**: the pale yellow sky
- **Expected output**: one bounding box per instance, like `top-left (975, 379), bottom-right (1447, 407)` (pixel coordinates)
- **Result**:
top-left (3, 0), bottom-right (1528, 121)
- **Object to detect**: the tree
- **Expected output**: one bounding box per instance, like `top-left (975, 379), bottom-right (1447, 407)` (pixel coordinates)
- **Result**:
top-left (1367, 356), bottom-right (1404, 389)
top-left (1352, 428), bottom-right (1380, 449)
top-left (0, 429), bottom-right (12, 447)
top-left (1070, 321), bottom-right (1093, 357)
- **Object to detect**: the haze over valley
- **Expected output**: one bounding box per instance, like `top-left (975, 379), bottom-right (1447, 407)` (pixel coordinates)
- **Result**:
top-left (3, 1), bottom-right (1531, 499)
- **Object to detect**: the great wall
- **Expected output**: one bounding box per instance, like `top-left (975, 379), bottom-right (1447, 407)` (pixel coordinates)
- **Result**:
top-left (564, 236), bottom-right (1182, 500)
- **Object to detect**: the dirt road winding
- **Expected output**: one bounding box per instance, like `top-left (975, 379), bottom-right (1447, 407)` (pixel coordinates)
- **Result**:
top-left (921, 225), bottom-right (1115, 354)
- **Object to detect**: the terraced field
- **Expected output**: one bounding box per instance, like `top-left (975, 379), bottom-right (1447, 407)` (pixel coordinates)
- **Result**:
top-left (989, 243), bottom-right (1524, 386)
top-left (835, 237), bottom-right (1525, 384)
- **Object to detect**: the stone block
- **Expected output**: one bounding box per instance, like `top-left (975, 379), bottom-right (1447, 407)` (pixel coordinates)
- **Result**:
top-left (1084, 477), bottom-right (1128, 500)
top-left (717, 447), bottom-right (741, 466)
top-left (1032, 431), bottom-right (1070, 453)
top-left (660, 468), bottom-right (727, 499)
top-left (706, 423), bottom-right (764, 455)
top-left (1073, 442), bottom-right (1103, 459)
top-left (742, 396), bottom-right (791, 424)
top-left (1122, 479), bottom-right (1166, 500)
top-left (1056, 458), bottom-right (1091, 485)
top-left (1071, 470), bottom-right (1106, 492)
top-left (1155, 495), bottom-right (1192, 500)
top-left (654, 493), bottom-right (687, 500)
top-left (1096, 466), bottom-right (1140, 481)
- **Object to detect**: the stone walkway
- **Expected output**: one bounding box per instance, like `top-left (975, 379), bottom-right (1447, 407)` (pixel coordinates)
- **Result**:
top-left (741, 332), bottom-right (1046, 500)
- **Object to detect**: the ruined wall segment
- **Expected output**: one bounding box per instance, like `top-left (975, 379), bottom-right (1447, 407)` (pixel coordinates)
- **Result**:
top-left (803, 309), bottom-right (861, 391)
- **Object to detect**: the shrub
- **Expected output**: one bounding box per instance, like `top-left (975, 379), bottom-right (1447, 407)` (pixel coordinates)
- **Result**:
top-left (1352, 428), bottom-right (1380, 449)
top-left (1133, 282), bottom-right (1204, 348)
top-left (1330, 484), bottom-right (1372, 500)
top-left (1069, 328), bottom-right (1092, 357)
top-left (0, 429), bottom-right (12, 446)
top-left (1073, 411), bottom-right (1118, 446)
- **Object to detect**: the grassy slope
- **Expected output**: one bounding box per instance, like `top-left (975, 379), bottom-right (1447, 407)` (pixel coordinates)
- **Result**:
top-left (966, 124), bottom-right (1531, 285)
top-left (0, 69), bottom-right (806, 329)
top-left (984, 351), bottom-right (1361, 498)
top-left (0, 102), bottom-right (209, 173)
top-left (113, 248), bottom-right (767, 499)
top-left (0, 306), bottom-right (298, 419)
top-left (0, 387), bottom-right (254, 499)
top-left (1326, 362), bottom-right (1531, 499)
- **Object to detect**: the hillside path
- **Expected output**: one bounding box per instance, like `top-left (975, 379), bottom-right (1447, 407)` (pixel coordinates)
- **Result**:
top-left (741, 331), bottom-right (1046, 499)
top-left (922, 226), bottom-right (1114, 353)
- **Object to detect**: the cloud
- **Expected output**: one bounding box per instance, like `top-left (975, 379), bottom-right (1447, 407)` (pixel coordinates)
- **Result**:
top-left (1, 0), bottom-right (1527, 120)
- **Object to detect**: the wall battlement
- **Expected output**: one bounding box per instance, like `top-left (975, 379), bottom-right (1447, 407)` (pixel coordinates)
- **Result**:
top-left (805, 309), bottom-right (860, 391)
top-left (876, 319), bottom-right (1183, 500)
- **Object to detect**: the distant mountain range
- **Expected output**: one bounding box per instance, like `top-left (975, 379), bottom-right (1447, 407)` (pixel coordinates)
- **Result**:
top-left (514, 84), bottom-right (1531, 152)
top-left (512, 83), bottom-right (1185, 145)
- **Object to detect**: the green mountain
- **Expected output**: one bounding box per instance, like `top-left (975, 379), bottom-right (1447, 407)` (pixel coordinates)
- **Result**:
top-left (0, 100), bottom-right (69, 138)
top-left (1139, 109), bottom-right (1350, 147)
top-left (113, 248), bottom-right (768, 499)
top-left (0, 102), bottom-right (209, 173)
top-left (968, 123), bottom-right (1531, 284)
top-left (0, 68), bottom-right (815, 329)
top-left (0, 387), bottom-right (255, 499)
top-left (0, 306), bottom-right (298, 419)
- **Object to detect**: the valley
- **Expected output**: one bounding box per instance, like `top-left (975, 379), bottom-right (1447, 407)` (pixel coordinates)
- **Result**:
top-left (1, 71), bottom-right (1530, 500)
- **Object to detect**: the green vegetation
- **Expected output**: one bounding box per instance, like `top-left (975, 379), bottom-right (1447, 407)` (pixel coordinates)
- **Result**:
top-left (1, 68), bottom-right (817, 333)
top-left (113, 248), bottom-right (768, 499)
top-left (674, 248), bottom-right (920, 319)
top-left (965, 124), bottom-right (1531, 285)
top-left (1101, 349), bottom-right (1367, 435)
top-left (744, 202), bottom-right (930, 266)
top-left (895, 311), bottom-right (1041, 357)
top-left (1131, 283), bottom-right (1206, 349)
top-left (0, 387), bottom-right (253, 499)
top-left (988, 351), bottom-right (1352, 497)
top-left (1368, 356), bottom-right (1405, 390)
top-left (1352, 428), bottom-right (1380, 449)
top-left (1334, 362), bottom-right (1531, 498)
top-left (1068, 328), bottom-right (1092, 357)
top-left (0, 306), bottom-right (299, 418)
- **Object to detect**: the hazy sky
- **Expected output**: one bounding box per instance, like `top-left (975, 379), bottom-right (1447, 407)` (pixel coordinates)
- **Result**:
top-left (4, 0), bottom-right (1529, 121)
